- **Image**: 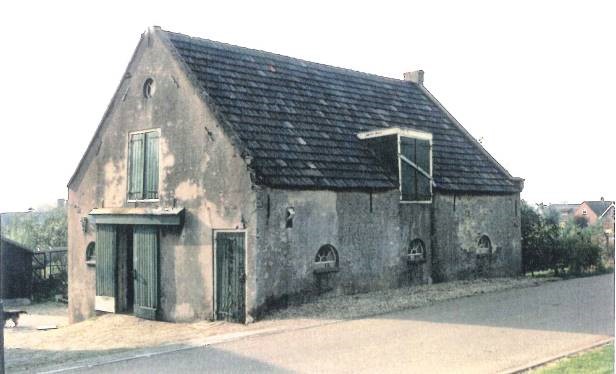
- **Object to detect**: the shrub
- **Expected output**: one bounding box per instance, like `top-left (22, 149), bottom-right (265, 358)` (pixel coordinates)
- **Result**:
top-left (522, 201), bottom-right (606, 276)
top-left (521, 201), bottom-right (559, 274)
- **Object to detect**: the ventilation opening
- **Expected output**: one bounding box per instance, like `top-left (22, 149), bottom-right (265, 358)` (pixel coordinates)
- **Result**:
top-left (143, 78), bottom-right (155, 98)
top-left (285, 207), bottom-right (295, 228)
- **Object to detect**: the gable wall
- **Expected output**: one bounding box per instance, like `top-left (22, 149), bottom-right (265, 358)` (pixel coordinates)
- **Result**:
top-left (574, 202), bottom-right (599, 225)
top-left (68, 31), bottom-right (256, 323)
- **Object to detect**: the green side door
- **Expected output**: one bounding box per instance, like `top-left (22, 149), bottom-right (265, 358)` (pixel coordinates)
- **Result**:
top-left (216, 232), bottom-right (246, 323)
top-left (133, 225), bottom-right (159, 320)
top-left (95, 224), bottom-right (117, 312)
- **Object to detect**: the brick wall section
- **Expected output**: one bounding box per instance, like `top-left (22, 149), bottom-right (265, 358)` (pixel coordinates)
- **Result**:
top-left (574, 202), bottom-right (600, 225)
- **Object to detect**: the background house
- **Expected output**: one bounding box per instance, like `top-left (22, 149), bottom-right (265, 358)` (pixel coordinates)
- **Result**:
top-left (574, 199), bottom-right (614, 226)
top-left (574, 199), bottom-right (615, 250)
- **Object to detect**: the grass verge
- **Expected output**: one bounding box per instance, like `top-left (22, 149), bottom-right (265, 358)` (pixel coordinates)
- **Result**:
top-left (533, 342), bottom-right (614, 374)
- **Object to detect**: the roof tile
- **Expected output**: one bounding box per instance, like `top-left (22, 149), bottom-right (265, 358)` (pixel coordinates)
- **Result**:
top-left (165, 31), bottom-right (519, 193)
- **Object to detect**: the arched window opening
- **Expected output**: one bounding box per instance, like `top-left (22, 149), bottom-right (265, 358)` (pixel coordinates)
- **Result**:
top-left (86, 242), bottom-right (96, 265)
top-left (477, 235), bottom-right (492, 255)
top-left (314, 244), bottom-right (338, 270)
top-left (408, 239), bottom-right (426, 262)
top-left (143, 78), bottom-right (155, 98)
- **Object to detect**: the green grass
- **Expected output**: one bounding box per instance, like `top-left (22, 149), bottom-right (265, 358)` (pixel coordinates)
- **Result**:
top-left (535, 343), bottom-right (614, 374)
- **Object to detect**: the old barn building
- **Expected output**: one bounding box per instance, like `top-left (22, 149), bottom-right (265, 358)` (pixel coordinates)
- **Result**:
top-left (67, 27), bottom-right (523, 323)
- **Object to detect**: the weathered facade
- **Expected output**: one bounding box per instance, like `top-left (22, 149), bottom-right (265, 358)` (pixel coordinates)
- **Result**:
top-left (68, 27), bottom-right (523, 324)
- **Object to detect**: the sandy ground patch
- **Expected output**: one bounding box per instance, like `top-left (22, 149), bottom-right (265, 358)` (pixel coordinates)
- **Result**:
top-left (4, 277), bottom-right (555, 372)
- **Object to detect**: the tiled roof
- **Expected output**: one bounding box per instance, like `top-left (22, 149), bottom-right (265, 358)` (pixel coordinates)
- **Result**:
top-left (164, 30), bottom-right (520, 193)
top-left (584, 201), bottom-right (614, 216)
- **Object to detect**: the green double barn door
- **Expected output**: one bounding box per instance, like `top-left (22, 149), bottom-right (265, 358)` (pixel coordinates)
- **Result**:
top-left (215, 232), bottom-right (246, 323)
top-left (95, 224), bottom-right (159, 320)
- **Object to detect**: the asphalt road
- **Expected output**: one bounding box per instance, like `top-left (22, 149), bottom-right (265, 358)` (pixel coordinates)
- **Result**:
top-left (78, 274), bottom-right (614, 373)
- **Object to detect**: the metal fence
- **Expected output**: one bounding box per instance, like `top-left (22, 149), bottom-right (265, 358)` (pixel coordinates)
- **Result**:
top-left (32, 248), bottom-right (67, 299)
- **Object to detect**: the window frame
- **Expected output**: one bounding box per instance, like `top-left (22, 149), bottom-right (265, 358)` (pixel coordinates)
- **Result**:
top-left (86, 241), bottom-right (96, 266)
top-left (126, 128), bottom-right (161, 203)
top-left (358, 127), bottom-right (433, 204)
top-left (314, 244), bottom-right (339, 272)
top-left (408, 238), bottom-right (426, 263)
top-left (477, 234), bottom-right (493, 255)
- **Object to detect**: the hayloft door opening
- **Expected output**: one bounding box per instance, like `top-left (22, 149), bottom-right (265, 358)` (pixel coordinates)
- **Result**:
top-left (133, 225), bottom-right (159, 320)
top-left (215, 231), bottom-right (246, 323)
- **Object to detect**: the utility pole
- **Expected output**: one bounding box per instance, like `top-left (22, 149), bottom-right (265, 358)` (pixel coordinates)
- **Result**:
top-left (1, 212), bottom-right (5, 374)
top-left (0, 299), bottom-right (4, 374)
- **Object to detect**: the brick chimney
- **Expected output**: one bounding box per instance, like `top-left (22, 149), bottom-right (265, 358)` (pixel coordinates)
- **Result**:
top-left (403, 70), bottom-right (424, 85)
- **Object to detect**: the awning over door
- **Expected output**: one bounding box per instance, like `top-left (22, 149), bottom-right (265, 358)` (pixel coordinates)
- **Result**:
top-left (89, 207), bottom-right (184, 226)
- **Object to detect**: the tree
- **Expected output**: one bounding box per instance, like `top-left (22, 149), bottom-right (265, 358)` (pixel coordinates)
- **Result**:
top-left (4, 206), bottom-right (67, 249)
top-left (574, 215), bottom-right (589, 229)
top-left (521, 200), bottom-right (558, 274)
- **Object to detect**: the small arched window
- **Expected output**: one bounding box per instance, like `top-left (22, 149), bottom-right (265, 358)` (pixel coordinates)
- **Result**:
top-left (314, 245), bottom-right (338, 270)
top-left (477, 235), bottom-right (492, 255)
top-left (86, 242), bottom-right (96, 265)
top-left (408, 239), bottom-right (426, 262)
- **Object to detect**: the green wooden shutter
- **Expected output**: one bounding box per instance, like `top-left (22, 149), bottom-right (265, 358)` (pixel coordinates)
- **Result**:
top-left (400, 138), bottom-right (431, 201)
top-left (128, 133), bottom-right (145, 200)
top-left (144, 131), bottom-right (159, 200)
top-left (133, 225), bottom-right (159, 320)
top-left (231, 233), bottom-right (245, 322)
top-left (95, 224), bottom-right (117, 312)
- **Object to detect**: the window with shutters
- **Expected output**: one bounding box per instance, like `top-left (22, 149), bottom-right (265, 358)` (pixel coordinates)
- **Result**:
top-left (128, 129), bottom-right (160, 201)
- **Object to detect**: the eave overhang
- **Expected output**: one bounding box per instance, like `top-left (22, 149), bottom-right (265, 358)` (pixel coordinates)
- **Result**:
top-left (89, 207), bottom-right (184, 226)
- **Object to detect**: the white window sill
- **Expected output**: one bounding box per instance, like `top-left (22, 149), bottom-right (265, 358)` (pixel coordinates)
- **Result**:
top-left (400, 200), bottom-right (432, 204)
top-left (127, 199), bottom-right (160, 203)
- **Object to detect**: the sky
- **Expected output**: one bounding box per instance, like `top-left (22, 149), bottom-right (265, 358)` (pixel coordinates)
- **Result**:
top-left (0, 0), bottom-right (614, 212)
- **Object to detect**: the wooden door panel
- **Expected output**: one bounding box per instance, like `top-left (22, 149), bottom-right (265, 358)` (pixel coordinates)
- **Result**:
top-left (215, 232), bottom-right (245, 323)
top-left (133, 225), bottom-right (158, 320)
